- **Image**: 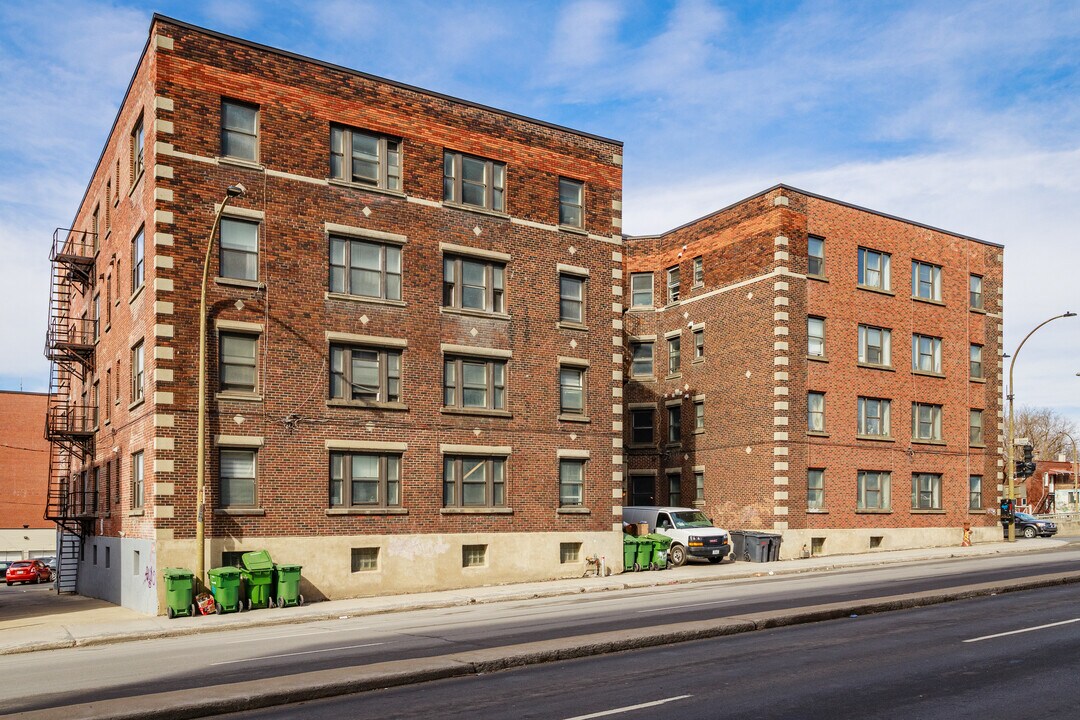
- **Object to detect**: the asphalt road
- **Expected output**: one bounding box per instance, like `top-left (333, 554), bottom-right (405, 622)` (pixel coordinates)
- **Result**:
top-left (5, 544), bottom-right (1080, 715)
top-left (233, 583), bottom-right (1080, 720)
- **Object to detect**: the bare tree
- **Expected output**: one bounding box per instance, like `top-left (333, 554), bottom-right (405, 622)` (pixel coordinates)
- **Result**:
top-left (1014, 406), bottom-right (1079, 460)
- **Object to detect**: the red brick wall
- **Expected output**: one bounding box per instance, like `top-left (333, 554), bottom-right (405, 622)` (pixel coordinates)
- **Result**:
top-left (0, 392), bottom-right (51, 529)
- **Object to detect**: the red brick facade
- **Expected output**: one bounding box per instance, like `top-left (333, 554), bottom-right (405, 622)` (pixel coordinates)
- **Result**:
top-left (0, 391), bottom-right (51, 530)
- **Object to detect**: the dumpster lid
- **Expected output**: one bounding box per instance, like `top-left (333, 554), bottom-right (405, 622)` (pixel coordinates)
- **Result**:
top-left (241, 550), bottom-right (274, 570)
top-left (163, 567), bottom-right (193, 578)
top-left (208, 566), bottom-right (241, 577)
top-left (276, 563), bottom-right (302, 571)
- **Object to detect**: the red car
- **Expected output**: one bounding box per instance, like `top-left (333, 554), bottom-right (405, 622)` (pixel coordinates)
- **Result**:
top-left (5, 560), bottom-right (53, 586)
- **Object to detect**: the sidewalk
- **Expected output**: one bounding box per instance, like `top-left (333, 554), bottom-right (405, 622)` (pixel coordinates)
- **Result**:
top-left (0, 538), bottom-right (1066, 657)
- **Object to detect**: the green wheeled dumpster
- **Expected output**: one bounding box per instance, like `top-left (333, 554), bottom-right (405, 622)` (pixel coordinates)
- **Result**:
top-left (240, 550), bottom-right (275, 610)
top-left (163, 568), bottom-right (195, 618)
top-left (273, 564), bottom-right (304, 608)
top-left (633, 535), bottom-right (654, 571)
top-left (645, 534), bottom-right (673, 570)
top-left (622, 534), bottom-right (639, 572)
top-left (207, 566), bottom-right (243, 614)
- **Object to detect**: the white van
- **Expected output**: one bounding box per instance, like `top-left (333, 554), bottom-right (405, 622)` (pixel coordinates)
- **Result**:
top-left (622, 506), bottom-right (732, 566)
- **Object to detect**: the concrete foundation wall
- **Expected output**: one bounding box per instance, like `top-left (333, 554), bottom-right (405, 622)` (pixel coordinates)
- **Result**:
top-left (0, 528), bottom-right (55, 561)
top-left (77, 536), bottom-right (159, 615)
top-left (775, 526), bottom-right (1002, 560)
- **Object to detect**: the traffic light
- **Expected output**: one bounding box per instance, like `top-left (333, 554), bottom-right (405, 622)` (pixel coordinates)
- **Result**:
top-left (1014, 444), bottom-right (1036, 478)
top-left (1000, 498), bottom-right (1013, 520)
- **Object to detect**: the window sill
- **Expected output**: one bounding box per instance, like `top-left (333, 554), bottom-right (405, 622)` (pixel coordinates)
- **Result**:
top-left (691, 358), bottom-right (704, 364)
top-left (328, 399), bottom-right (409, 411)
top-left (327, 178), bottom-right (406, 198)
top-left (807, 431), bottom-right (830, 438)
top-left (441, 507), bottom-right (514, 515)
top-left (629, 376), bottom-right (656, 383)
top-left (128, 171), bottom-right (144, 197)
top-left (128, 398), bottom-right (145, 411)
top-left (855, 434), bottom-right (894, 442)
top-left (665, 442), bottom-right (683, 449)
top-left (665, 373), bottom-right (682, 380)
top-left (911, 439), bottom-right (947, 446)
top-left (104, 324), bottom-right (111, 333)
top-left (216, 392), bottom-right (263, 403)
top-left (912, 296), bottom-right (945, 307)
top-left (626, 305), bottom-right (655, 313)
top-left (557, 321), bottom-right (588, 332)
top-left (910, 508), bottom-right (946, 514)
top-left (855, 508), bottom-right (892, 514)
top-left (558, 224), bottom-right (588, 236)
top-left (441, 201), bottom-right (510, 220)
top-left (857, 362), bottom-right (895, 372)
top-left (857, 285), bottom-right (894, 296)
top-left (807, 355), bottom-right (829, 363)
top-left (214, 508), bottom-right (266, 516)
top-left (103, 419), bottom-right (111, 426)
top-left (807, 274), bottom-right (829, 283)
top-left (557, 506), bottom-right (591, 515)
top-left (326, 507), bottom-right (408, 516)
top-left (558, 414), bottom-right (591, 423)
top-left (663, 301), bottom-right (682, 309)
top-left (970, 377), bottom-right (986, 384)
top-left (215, 277), bottom-right (265, 290)
top-left (439, 306), bottom-right (511, 321)
top-left (970, 307), bottom-right (987, 315)
top-left (217, 156), bottom-right (265, 172)
top-left (912, 370), bottom-right (946, 379)
top-left (692, 428), bottom-right (705, 435)
top-left (129, 284), bottom-right (145, 304)
top-left (969, 443), bottom-right (987, 449)
top-left (441, 407), bottom-right (512, 419)
top-left (127, 509), bottom-right (144, 517)
top-left (325, 292), bottom-right (407, 307)
top-left (807, 508), bottom-right (829, 514)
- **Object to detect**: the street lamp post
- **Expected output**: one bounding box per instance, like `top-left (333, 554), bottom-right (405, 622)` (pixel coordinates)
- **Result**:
top-left (195, 183), bottom-right (247, 589)
top-left (1005, 311), bottom-right (1076, 541)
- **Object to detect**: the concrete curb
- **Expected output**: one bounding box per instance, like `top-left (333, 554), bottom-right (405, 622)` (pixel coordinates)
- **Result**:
top-left (12, 570), bottom-right (1080, 720)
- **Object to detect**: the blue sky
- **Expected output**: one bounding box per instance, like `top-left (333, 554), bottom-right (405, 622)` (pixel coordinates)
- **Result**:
top-left (1, 0), bottom-right (1079, 430)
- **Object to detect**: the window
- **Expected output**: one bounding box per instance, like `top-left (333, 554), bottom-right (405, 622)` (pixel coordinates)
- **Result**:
top-left (911, 260), bottom-right (942, 301)
top-left (857, 470), bottom-right (890, 511)
top-left (330, 452), bottom-right (401, 507)
top-left (103, 462), bottom-right (111, 517)
top-left (329, 236), bottom-right (401, 300)
top-left (331, 345), bottom-right (401, 402)
top-left (694, 399), bottom-right (704, 432)
top-left (443, 151), bottom-right (505, 211)
top-left (970, 344), bottom-right (983, 378)
top-left (443, 255), bottom-right (505, 313)
top-left (105, 181), bottom-right (111, 231)
top-left (693, 328), bottom-right (704, 360)
top-left (969, 476), bottom-right (983, 510)
top-left (560, 543), bottom-right (581, 564)
top-left (444, 356), bottom-right (505, 410)
top-left (130, 228), bottom-right (144, 292)
top-left (858, 324), bottom-right (892, 367)
top-left (130, 116), bottom-right (144, 183)
top-left (92, 294), bottom-right (101, 342)
top-left (858, 247), bottom-right (891, 291)
top-left (220, 333), bottom-right (258, 394)
top-left (105, 271), bottom-right (112, 327)
top-left (808, 392), bottom-right (825, 433)
top-left (91, 381), bottom-right (99, 429)
top-left (462, 544), bottom-right (487, 567)
top-left (130, 451), bottom-right (144, 509)
top-left (220, 448), bottom-right (257, 508)
top-left (808, 235), bottom-right (825, 276)
top-left (630, 341), bottom-right (654, 378)
top-left (969, 409), bottom-right (984, 445)
top-left (666, 266), bottom-right (680, 304)
top-left (351, 547), bottom-right (380, 572)
top-left (559, 459), bottom-right (584, 506)
top-left (559, 273), bottom-right (585, 324)
top-left (444, 456), bottom-right (505, 507)
top-left (559, 178), bottom-right (584, 228)
top-left (668, 472), bottom-right (681, 507)
top-left (559, 365), bottom-right (585, 415)
top-left (104, 368), bottom-right (111, 423)
top-left (221, 100), bottom-right (258, 161)
top-left (630, 273), bottom-right (653, 308)
top-left (667, 404), bottom-right (682, 444)
top-left (912, 402), bottom-right (943, 442)
top-left (693, 256), bottom-right (704, 287)
top-left (912, 334), bottom-right (943, 374)
top-left (631, 408), bottom-right (654, 444)
top-left (220, 218), bottom-right (259, 282)
top-left (807, 317), bottom-right (825, 357)
top-left (667, 335), bottom-right (681, 375)
top-left (857, 397), bottom-right (891, 438)
top-left (330, 126), bottom-right (401, 190)
top-left (912, 473), bottom-right (942, 510)
top-left (130, 340), bottom-right (144, 404)
top-left (694, 470), bottom-right (704, 502)
top-left (970, 275), bottom-right (983, 309)
top-left (92, 205), bottom-right (100, 251)
top-left (808, 469), bottom-right (825, 510)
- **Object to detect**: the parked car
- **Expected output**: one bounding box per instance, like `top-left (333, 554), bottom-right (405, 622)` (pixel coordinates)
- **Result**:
top-left (5, 560), bottom-right (53, 586)
top-left (622, 506), bottom-right (732, 566)
top-left (0, 560), bottom-right (16, 575)
top-left (1014, 512), bottom-right (1058, 539)
top-left (35, 556), bottom-right (57, 573)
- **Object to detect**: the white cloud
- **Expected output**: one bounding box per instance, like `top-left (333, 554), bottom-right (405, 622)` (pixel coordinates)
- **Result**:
top-left (549, 0), bottom-right (624, 71)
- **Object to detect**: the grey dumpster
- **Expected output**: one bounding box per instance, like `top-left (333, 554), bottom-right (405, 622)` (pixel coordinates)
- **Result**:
top-left (731, 531), bottom-right (782, 562)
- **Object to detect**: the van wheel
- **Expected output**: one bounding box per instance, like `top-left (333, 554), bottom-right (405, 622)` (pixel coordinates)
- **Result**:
top-left (669, 544), bottom-right (687, 567)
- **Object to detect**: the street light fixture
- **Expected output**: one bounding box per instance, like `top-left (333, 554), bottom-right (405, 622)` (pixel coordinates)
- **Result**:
top-left (195, 183), bottom-right (246, 589)
top-left (1005, 311), bottom-right (1076, 541)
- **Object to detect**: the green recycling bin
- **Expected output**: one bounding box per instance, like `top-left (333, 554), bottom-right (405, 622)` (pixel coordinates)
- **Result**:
top-left (633, 535), bottom-right (654, 571)
top-left (645, 534), bottom-right (673, 570)
top-left (622, 534), bottom-right (639, 572)
top-left (207, 566), bottom-right (243, 614)
top-left (240, 550), bottom-right (275, 610)
top-left (273, 564), bottom-right (304, 608)
top-left (163, 567), bottom-right (195, 618)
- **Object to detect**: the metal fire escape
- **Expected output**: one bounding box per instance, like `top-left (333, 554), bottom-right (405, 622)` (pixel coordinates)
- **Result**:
top-left (44, 228), bottom-right (97, 593)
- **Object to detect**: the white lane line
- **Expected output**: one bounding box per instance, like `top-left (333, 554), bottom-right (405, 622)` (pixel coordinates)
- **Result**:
top-left (562, 695), bottom-right (693, 720)
top-left (636, 599), bottom-right (736, 613)
top-left (963, 618), bottom-right (1080, 643)
top-left (210, 642), bottom-right (387, 665)
top-left (225, 630), bottom-right (337, 644)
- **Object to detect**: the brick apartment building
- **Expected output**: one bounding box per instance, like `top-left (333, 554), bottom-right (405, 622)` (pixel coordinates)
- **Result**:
top-left (1023, 458), bottom-right (1078, 514)
top-left (0, 391), bottom-right (54, 560)
top-left (45, 15), bottom-right (624, 613)
top-left (621, 186), bottom-right (1004, 556)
